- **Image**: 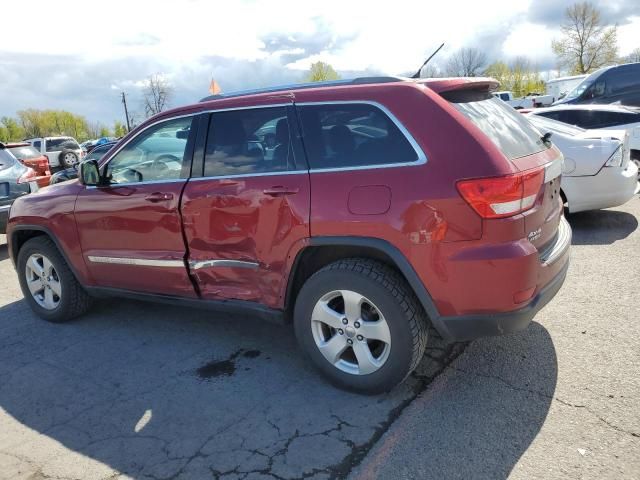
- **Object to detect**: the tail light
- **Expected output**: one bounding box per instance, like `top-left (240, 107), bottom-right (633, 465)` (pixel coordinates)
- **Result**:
top-left (604, 145), bottom-right (623, 167)
top-left (17, 167), bottom-right (38, 184)
top-left (456, 168), bottom-right (545, 219)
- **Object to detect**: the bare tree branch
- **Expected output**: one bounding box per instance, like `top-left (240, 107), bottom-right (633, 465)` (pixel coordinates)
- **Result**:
top-left (142, 74), bottom-right (172, 118)
top-left (445, 48), bottom-right (487, 77)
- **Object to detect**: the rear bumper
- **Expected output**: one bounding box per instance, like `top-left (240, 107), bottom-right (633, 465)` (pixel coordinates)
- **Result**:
top-left (438, 258), bottom-right (569, 341)
top-left (436, 216), bottom-right (571, 342)
top-left (564, 162), bottom-right (639, 213)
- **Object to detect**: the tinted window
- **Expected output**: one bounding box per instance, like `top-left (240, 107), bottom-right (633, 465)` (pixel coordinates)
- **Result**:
top-left (8, 145), bottom-right (42, 160)
top-left (297, 103), bottom-right (418, 169)
top-left (85, 143), bottom-right (115, 162)
top-left (32, 140), bottom-right (41, 150)
top-left (0, 150), bottom-right (16, 171)
top-left (608, 66), bottom-right (640, 93)
top-left (46, 137), bottom-right (80, 152)
top-left (204, 106), bottom-right (298, 177)
top-left (446, 93), bottom-right (546, 160)
top-left (105, 117), bottom-right (192, 184)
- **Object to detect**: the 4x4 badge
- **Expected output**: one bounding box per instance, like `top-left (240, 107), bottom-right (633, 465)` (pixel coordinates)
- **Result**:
top-left (528, 227), bottom-right (542, 242)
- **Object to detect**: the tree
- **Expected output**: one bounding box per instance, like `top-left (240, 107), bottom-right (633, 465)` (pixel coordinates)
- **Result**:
top-left (1, 117), bottom-right (24, 142)
top-left (445, 48), bottom-right (487, 77)
top-left (484, 58), bottom-right (545, 97)
top-left (113, 121), bottom-right (127, 138)
top-left (99, 126), bottom-right (111, 138)
top-left (623, 48), bottom-right (640, 63)
top-left (142, 74), bottom-right (172, 118)
top-left (305, 62), bottom-right (340, 82)
top-left (552, 2), bottom-right (618, 74)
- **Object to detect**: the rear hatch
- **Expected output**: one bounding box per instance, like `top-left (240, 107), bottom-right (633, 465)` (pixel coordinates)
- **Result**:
top-left (435, 82), bottom-right (564, 252)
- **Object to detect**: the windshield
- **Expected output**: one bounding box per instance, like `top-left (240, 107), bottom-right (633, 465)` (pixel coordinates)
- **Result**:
top-left (563, 68), bottom-right (608, 101)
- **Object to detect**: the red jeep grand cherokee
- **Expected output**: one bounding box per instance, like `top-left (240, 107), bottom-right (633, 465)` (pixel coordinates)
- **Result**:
top-left (7, 76), bottom-right (570, 393)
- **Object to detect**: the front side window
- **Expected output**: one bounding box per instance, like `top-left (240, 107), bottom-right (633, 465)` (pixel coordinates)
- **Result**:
top-left (204, 106), bottom-right (298, 177)
top-left (32, 140), bottom-right (41, 150)
top-left (297, 103), bottom-right (419, 169)
top-left (85, 144), bottom-right (115, 162)
top-left (105, 117), bottom-right (192, 184)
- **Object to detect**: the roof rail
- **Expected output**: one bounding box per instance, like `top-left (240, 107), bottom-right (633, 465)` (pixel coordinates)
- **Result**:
top-left (199, 76), bottom-right (408, 102)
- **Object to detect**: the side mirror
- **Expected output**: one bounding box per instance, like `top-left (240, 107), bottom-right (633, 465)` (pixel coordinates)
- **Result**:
top-left (176, 128), bottom-right (189, 139)
top-left (79, 160), bottom-right (101, 186)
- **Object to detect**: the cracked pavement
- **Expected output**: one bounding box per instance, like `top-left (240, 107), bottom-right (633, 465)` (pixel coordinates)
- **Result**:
top-left (1, 198), bottom-right (639, 479)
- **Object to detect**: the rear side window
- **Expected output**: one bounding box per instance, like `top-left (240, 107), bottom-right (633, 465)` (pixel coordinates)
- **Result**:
top-left (204, 106), bottom-right (301, 177)
top-left (8, 145), bottom-right (42, 160)
top-left (444, 92), bottom-right (546, 160)
top-left (297, 103), bottom-right (419, 170)
top-left (32, 140), bottom-right (41, 150)
top-left (46, 138), bottom-right (80, 152)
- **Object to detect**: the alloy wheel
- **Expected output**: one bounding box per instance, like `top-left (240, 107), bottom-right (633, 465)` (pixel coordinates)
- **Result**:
top-left (25, 253), bottom-right (62, 310)
top-left (311, 290), bottom-right (391, 375)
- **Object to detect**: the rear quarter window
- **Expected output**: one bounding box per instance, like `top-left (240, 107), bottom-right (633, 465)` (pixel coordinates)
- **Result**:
top-left (444, 92), bottom-right (546, 160)
top-left (8, 146), bottom-right (42, 161)
top-left (297, 103), bottom-right (420, 170)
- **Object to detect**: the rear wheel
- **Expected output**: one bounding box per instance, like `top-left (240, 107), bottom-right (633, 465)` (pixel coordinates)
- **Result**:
top-left (294, 258), bottom-right (428, 394)
top-left (17, 237), bottom-right (92, 323)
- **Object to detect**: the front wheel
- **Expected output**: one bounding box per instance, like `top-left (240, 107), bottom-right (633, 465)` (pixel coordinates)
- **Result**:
top-left (294, 258), bottom-right (428, 394)
top-left (17, 236), bottom-right (92, 323)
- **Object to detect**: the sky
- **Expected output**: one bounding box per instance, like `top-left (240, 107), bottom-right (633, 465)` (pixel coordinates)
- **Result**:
top-left (1, 0), bottom-right (638, 127)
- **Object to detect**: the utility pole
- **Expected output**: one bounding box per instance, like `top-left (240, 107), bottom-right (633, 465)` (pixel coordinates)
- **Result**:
top-left (121, 92), bottom-right (131, 132)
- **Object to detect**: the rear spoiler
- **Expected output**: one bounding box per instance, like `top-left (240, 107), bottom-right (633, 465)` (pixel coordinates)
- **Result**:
top-left (419, 77), bottom-right (500, 94)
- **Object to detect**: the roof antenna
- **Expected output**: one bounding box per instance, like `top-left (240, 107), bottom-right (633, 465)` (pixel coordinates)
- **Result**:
top-left (411, 42), bottom-right (445, 79)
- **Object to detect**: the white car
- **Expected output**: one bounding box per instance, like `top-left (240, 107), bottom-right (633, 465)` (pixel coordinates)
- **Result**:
top-left (493, 91), bottom-right (554, 109)
top-left (24, 136), bottom-right (84, 169)
top-left (528, 114), bottom-right (639, 213)
top-left (527, 104), bottom-right (640, 171)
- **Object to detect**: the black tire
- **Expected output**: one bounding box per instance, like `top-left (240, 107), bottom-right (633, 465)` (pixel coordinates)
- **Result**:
top-left (17, 236), bottom-right (92, 323)
top-left (58, 150), bottom-right (79, 168)
top-left (294, 258), bottom-right (429, 394)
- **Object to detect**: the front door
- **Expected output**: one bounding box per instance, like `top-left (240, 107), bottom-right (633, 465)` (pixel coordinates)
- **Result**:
top-left (74, 115), bottom-right (197, 297)
top-left (181, 104), bottom-right (310, 308)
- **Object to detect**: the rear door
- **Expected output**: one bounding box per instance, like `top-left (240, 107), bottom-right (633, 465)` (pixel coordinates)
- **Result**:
top-left (74, 115), bottom-right (197, 297)
top-left (181, 104), bottom-right (310, 308)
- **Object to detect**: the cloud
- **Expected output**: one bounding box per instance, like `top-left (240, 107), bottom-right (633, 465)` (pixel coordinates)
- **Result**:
top-left (528, 0), bottom-right (640, 27)
top-left (260, 17), bottom-right (357, 66)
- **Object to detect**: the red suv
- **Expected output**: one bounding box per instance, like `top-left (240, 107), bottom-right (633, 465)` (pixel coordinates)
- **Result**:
top-left (7, 76), bottom-right (571, 393)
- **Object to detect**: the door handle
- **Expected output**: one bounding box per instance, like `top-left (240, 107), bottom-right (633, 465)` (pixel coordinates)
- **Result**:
top-left (263, 186), bottom-right (300, 197)
top-left (145, 192), bottom-right (174, 202)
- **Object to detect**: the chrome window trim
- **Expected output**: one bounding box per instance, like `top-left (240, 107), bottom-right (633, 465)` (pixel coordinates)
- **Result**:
top-left (87, 256), bottom-right (184, 268)
top-left (189, 169), bottom-right (308, 182)
top-left (295, 100), bottom-right (428, 173)
top-left (189, 259), bottom-right (259, 270)
top-left (93, 100), bottom-right (427, 187)
top-left (86, 178), bottom-right (187, 189)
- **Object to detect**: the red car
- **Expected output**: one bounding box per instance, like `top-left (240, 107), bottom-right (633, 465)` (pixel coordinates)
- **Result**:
top-left (4, 142), bottom-right (51, 187)
top-left (6, 76), bottom-right (570, 393)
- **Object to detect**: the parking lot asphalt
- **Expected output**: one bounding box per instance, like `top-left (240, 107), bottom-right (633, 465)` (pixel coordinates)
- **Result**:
top-left (0, 197), bottom-right (638, 480)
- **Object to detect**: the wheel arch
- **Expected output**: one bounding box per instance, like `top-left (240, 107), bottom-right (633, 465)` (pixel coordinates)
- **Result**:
top-left (9, 225), bottom-right (84, 283)
top-left (283, 236), bottom-right (448, 338)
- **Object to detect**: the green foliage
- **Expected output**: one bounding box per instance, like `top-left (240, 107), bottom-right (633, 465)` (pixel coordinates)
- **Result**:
top-left (113, 121), bottom-right (127, 137)
top-left (484, 59), bottom-right (545, 97)
top-left (0, 117), bottom-right (24, 142)
top-left (305, 61), bottom-right (340, 82)
top-left (16, 109), bottom-right (91, 141)
top-left (99, 126), bottom-right (111, 138)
